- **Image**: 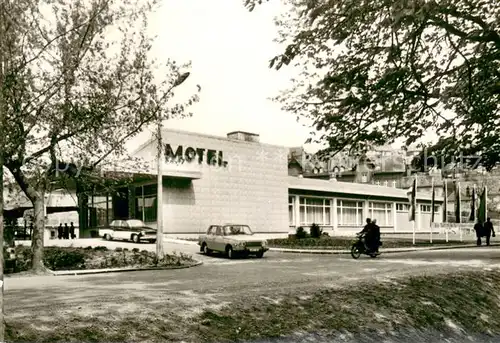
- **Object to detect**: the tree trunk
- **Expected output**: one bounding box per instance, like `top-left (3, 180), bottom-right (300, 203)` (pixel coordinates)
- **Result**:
top-left (31, 193), bottom-right (46, 273)
top-left (0, 158), bottom-right (5, 342)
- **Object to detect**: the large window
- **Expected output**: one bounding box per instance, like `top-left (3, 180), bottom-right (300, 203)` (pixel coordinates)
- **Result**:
top-left (135, 184), bottom-right (157, 223)
top-left (289, 196), bottom-right (295, 225)
top-left (337, 200), bottom-right (363, 226)
top-left (299, 197), bottom-right (331, 225)
top-left (369, 202), bottom-right (393, 226)
top-left (90, 195), bottom-right (109, 226)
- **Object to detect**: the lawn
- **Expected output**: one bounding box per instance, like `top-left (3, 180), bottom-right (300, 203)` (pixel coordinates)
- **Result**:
top-left (6, 270), bottom-right (500, 342)
top-left (267, 236), bottom-right (473, 250)
top-left (6, 246), bottom-right (196, 274)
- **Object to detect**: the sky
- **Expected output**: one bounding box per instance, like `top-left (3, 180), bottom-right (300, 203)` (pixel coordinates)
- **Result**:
top-left (124, 0), bottom-right (440, 155)
top-left (125, 0), bottom-right (320, 152)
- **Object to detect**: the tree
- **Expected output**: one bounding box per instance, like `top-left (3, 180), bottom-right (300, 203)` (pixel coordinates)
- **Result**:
top-left (0, 0), bottom-right (200, 272)
top-left (247, 0), bottom-right (499, 167)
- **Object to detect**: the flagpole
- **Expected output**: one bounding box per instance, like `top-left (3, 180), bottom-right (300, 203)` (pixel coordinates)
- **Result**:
top-left (444, 179), bottom-right (448, 242)
top-left (485, 185), bottom-right (488, 221)
top-left (474, 184), bottom-right (477, 221)
top-left (430, 177), bottom-right (434, 244)
top-left (458, 181), bottom-right (463, 242)
top-left (413, 177), bottom-right (417, 245)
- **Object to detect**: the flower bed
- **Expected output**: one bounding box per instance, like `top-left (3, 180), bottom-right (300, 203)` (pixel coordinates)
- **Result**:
top-left (268, 236), bottom-right (472, 250)
top-left (6, 246), bottom-right (196, 273)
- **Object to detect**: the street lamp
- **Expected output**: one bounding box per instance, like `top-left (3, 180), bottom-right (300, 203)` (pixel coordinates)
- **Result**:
top-left (156, 72), bottom-right (190, 257)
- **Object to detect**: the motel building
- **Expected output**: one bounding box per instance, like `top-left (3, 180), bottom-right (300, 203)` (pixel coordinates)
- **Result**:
top-left (6, 129), bottom-right (443, 241)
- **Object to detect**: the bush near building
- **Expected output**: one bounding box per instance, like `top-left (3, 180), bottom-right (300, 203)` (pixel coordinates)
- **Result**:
top-left (4, 246), bottom-right (196, 273)
top-left (268, 236), bottom-right (472, 250)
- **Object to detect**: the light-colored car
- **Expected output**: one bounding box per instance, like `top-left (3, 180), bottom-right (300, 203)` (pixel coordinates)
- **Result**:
top-left (198, 224), bottom-right (268, 259)
top-left (99, 219), bottom-right (157, 243)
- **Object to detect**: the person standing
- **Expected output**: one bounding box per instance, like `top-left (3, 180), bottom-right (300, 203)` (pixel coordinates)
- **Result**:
top-left (483, 217), bottom-right (496, 246)
top-left (64, 223), bottom-right (70, 239)
top-left (57, 223), bottom-right (63, 239)
top-left (70, 222), bottom-right (76, 239)
top-left (474, 219), bottom-right (484, 246)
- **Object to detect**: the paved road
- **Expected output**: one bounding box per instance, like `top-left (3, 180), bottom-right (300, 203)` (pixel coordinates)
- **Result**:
top-left (6, 247), bottom-right (500, 312)
top-left (6, 242), bottom-right (500, 342)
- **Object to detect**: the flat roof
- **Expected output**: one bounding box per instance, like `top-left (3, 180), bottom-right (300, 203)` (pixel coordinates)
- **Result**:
top-left (288, 176), bottom-right (442, 202)
top-left (131, 128), bottom-right (288, 156)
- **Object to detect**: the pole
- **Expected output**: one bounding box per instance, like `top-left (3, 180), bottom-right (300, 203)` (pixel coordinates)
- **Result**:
top-left (152, 72), bottom-right (190, 258)
top-left (155, 114), bottom-right (164, 257)
top-left (412, 220), bottom-right (416, 245)
top-left (485, 185), bottom-right (488, 221)
top-left (430, 178), bottom-right (433, 244)
top-left (0, 0), bottom-right (6, 339)
top-left (445, 225), bottom-right (449, 242)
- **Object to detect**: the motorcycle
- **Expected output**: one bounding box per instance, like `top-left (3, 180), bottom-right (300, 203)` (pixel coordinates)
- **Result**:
top-left (350, 232), bottom-right (381, 259)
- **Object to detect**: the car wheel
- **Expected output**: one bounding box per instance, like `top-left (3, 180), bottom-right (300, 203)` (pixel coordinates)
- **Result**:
top-left (150, 239), bottom-right (156, 244)
top-left (203, 244), bottom-right (212, 256)
top-left (226, 245), bottom-right (235, 259)
top-left (132, 234), bottom-right (140, 243)
top-left (256, 251), bottom-right (264, 258)
top-left (104, 234), bottom-right (112, 241)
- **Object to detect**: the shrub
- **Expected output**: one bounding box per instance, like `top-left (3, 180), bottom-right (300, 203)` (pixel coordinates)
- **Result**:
top-left (43, 248), bottom-right (85, 271)
top-left (295, 227), bottom-right (307, 239)
top-left (132, 248), bottom-right (140, 253)
top-left (115, 247), bottom-right (123, 252)
top-left (84, 246), bottom-right (93, 250)
top-left (94, 246), bottom-right (108, 251)
top-left (310, 223), bottom-right (322, 238)
top-left (13, 246), bottom-right (33, 272)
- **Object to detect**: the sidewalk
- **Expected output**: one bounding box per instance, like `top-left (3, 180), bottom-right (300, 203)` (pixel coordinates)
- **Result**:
top-left (269, 243), bottom-right (500, 254)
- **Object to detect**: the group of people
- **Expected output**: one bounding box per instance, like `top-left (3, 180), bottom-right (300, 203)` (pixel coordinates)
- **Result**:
top-left (360, 218), bottom-right (381, 253)
top-left (58, 222), bottom-right (76, 239)
top-left (473, 217), bottom-right (496, 246)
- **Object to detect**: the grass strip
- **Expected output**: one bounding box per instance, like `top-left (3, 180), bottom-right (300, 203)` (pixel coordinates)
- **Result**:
top-left (6, 270), bottom-right (500, 342)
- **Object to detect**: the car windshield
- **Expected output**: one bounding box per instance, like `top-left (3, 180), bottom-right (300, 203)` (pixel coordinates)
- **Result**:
top-left (126, 220), bottom-right (146, 227)
top-left (223, 225), bottom-right (253, 235)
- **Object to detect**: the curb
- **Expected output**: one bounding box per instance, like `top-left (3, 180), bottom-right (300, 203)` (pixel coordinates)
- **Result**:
top-left (269, 244), bottom-right (500, 255)
top-left (164, 239), bottom-right (198, 246)
top-left (50, 260), bottom-right (204, 276)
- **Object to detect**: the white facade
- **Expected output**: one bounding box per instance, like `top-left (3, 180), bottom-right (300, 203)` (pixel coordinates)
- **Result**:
top-left (132, 129), bottom-right (289, 236)
top-left (129, 129), bottom-right (443, 238)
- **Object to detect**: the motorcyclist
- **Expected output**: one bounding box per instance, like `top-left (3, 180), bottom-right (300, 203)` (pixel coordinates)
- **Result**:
top-left (370, 219), bottom-right (381, 253)
top-left (360, 218), bottom-right (372, 250)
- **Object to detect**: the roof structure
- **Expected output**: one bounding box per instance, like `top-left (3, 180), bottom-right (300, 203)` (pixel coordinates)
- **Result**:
top-left (288, 176), bottom-right (442, 202)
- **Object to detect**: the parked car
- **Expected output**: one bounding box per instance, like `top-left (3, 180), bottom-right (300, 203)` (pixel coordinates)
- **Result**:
top-left (99, 219), bottom-right (157, 243)
top-left (198, 224), bottom-right (268, 259)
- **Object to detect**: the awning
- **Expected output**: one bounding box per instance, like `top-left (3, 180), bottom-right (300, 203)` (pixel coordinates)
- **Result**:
top-left (162, 170), bottom-right (202, 180)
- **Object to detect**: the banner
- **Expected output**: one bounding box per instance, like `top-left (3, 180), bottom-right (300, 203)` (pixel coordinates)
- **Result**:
top-left (469, 185), bottom-right (476, 221)
top-left (430, 178), bottom-right (435, 223)
top-left (478, 186), bottom-right (487, 223)
top-left (407, 178), bottom-right (417, 221)
top-left (455, 181), bottom-right (461, 223)
top-left (442, 180), bottom-right (448, 223)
